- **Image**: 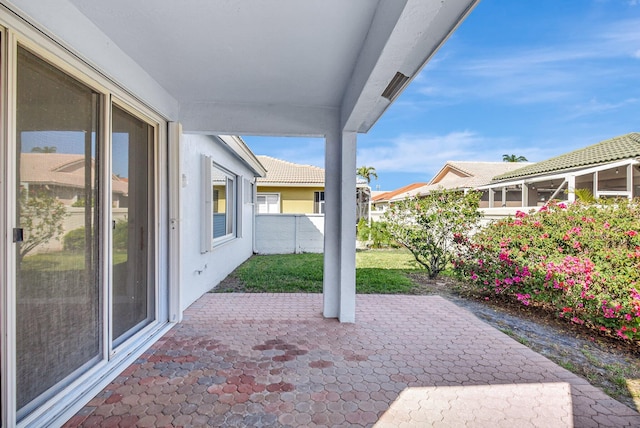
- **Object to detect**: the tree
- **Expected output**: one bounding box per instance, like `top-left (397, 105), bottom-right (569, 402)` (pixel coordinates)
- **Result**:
top-left (356, 166), bottom-right (377, 222)
top-left (31, 146), bottom-right (57, 153)
top-left (357, 166), bottom-right (378, 184)
top-left (502, 154), bottom-right (528, 162)
top-left (18, 189), bottom-right (68, 261)
top-left (384, 188), bottom-right (482, 279)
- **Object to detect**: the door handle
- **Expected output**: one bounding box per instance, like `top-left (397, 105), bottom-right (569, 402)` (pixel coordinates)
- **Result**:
top-left (13, 228), bottom-right (24, 242)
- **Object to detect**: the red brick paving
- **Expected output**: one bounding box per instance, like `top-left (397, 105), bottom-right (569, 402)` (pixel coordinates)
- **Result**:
top-left (64, 293), bottom-right (640, 427)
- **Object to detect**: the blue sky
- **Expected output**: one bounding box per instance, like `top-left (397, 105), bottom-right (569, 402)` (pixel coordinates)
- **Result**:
top-left (243, 0), bottom-right (640, 191)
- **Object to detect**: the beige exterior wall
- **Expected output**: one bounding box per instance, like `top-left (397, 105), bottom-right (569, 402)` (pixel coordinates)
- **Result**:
top-left (257, 186), bottom-right (324, 214)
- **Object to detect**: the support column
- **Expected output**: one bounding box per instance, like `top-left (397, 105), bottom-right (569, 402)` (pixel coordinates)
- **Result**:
top-left (323, 131), bottom-right (357, 323)
top-left (521, 181), bottom-right (528, 207)
top-left (627, 164), bottom-right (633, 199)
top-left (567, 175), bottom-right (576, 203)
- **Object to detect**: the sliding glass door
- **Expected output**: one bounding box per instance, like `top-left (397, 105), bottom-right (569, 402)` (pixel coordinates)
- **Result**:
top-left (15, 46), bottom-right (102, 416)
top-left (111, 105), bottom-right (155, 345)
top-left (12, 44), bottom-right (159, 420)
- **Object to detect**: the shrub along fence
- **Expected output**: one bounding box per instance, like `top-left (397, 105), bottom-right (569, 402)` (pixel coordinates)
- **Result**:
top-left (454, 199), bottom-right (640, 342)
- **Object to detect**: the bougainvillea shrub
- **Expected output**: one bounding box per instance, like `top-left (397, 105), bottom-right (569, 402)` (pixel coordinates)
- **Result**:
top-left (454, 199), bottom-right (640, 341)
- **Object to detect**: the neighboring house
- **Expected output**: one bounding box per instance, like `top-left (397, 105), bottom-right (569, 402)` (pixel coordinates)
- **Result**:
top-left (479, 133), bottom-right (640, 208)
top-left (255, 155), bottom-right (370, 218)
top-left (256, 155), bottom-right (325, 214)
top-left (394, 161), bottom-right (534, 208)
top-left (20, 153), bottom-right (128, 206)
top-left (0, 1), bottom-right (478, 425)
top-left (370, 162), bottom-right (532, 222)
top-left (371, 182), bottom-right (427, 213)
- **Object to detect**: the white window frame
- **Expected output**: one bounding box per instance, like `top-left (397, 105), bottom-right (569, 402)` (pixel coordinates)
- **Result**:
top-left (0, 16), bottom-right (171, 427)
top-left (314, 191), bottom-right (325, 214)
top-left (201, 156), bottom-right (238, 251)
top-left (256, 192), bottom-right (281, 214)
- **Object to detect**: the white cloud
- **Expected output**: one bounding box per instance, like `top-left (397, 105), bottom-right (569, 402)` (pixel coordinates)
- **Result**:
top-left (566, 97), bottom-right (639, 119)
top-left (598, 18), bottom-right (640, 57)
top-left (357, 131), bottom-right (478, 175)
top-left (356, 131), bottom-right (519, 177)
top-left (414, 17), bottom-right (640, 108)
top-left (356, 130), bottom-right (604, 179)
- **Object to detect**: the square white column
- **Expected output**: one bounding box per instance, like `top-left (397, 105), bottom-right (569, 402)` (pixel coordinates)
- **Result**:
top-left (323, 131), bottom-right (357, 323)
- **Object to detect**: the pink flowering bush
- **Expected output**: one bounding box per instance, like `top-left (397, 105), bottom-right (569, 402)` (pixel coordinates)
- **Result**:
top-left (454, 199), bottom-right (640, 342)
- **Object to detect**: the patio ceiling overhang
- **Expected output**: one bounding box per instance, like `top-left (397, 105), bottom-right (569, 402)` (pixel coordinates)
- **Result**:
top-left (6, 0), bottom-right (479, 137)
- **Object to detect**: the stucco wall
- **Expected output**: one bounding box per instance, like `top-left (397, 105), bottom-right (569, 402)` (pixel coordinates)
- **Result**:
top-left (180, 134), bottom-right (257, 309)
top-left (255, 214), bottom-right (324, 254)
top-left (257, 186), bottom-right (323, 214)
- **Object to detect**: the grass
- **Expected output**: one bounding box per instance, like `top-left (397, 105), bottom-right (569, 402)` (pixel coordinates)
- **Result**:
top-left (233, 248), bottom-right (421, 294)
top-left (22, 251), bottom-right (128, 271)
top-left (579, 347), bottom-right (640, 405)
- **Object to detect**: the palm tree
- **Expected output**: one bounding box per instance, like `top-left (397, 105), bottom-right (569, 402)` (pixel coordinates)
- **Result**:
top-left (357, 166), bottom-right (378, 184)
top-left (502, 154), bottom-right (528, 162)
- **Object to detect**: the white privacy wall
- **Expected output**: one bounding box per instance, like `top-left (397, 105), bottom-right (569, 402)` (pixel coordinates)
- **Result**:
top-left (255, 214), bottom-right (324, 254)
top-left (180, 134), bottom-right (256, 309)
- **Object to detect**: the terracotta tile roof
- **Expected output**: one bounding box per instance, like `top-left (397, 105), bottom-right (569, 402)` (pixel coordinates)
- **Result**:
top-left (372, 182), bottom-right (427, 202)
top-left (493, 132), bottom-right (640, 181)
top-left (256, 155), bottom-right (324, 185)
top-left (21, 153), bottom-right (128, 194)
top-left (387, 161), bottom-right (533, 201)
top-left (432, 161), bottom-right (534, 188)
top-left (393, 161), bottom-right (531, 200)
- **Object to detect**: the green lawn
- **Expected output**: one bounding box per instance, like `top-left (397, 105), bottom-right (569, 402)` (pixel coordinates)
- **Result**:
top-left (21, 251), bottom-right (128, 271)
top-left (231, 249), bottom-right (423, 293)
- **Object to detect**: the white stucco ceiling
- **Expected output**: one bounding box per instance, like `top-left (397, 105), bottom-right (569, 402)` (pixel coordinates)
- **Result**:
top-left (69, 0), bottom-right (378, 108)
top-left (5, 0), bottom-right (479, 135)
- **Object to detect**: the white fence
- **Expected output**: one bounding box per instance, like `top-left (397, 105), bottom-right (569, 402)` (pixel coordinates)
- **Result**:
top-left (251, 209), bottom-right (524, 255)
top-left (255, 214), bottom-right (324, 254)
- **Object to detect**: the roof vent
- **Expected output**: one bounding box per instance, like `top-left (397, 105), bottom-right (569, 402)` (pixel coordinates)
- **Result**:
top-left (381, 72), bottom-right (410, 101)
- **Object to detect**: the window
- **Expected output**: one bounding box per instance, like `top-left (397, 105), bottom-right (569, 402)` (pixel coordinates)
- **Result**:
top-left (314, 191), bottom-right (325, 214)
top-left (257, 193), bottom-right (280, 213)
top-left (202, 156), bottom-right (237, 250)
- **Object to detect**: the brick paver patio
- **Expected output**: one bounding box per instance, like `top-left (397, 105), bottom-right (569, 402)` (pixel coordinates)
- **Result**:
top-left (64, 294), bottom-right (640, 427)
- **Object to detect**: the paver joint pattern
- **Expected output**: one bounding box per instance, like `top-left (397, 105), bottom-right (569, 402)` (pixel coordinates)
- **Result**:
top-left (64, 293), bottom-right (640, 427)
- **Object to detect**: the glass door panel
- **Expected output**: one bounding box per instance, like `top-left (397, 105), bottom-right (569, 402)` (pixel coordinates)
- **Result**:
top-left (15, 47), bottom-right (102, 416)
top-left (111, 106), bottom-right (155, 344)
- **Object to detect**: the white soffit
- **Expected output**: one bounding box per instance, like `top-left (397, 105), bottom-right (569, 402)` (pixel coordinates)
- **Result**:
top-left (5, 0), bottom-right (478, 136)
